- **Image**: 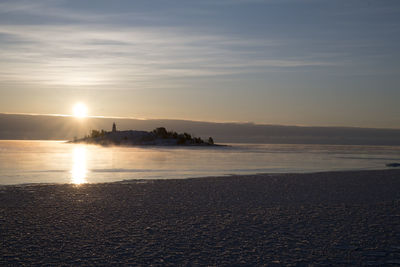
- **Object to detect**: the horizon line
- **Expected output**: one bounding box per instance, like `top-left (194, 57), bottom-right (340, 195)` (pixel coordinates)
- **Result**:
top-left (0, 111), bottom-right (399, 130)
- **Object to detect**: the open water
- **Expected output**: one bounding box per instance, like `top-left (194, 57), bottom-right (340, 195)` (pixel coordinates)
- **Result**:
top-left (0, 140), bottom-right (399, 185)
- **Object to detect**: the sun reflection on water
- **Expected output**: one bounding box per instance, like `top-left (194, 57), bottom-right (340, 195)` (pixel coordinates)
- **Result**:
top-left (71, 146), bottom-right (87, 185)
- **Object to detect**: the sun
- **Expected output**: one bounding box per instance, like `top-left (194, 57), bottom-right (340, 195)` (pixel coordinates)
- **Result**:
top-left (73, 103), bottom-right (88, 118)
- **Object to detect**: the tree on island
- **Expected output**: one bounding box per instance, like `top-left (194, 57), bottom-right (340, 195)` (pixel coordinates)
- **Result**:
top-left (89, 129), bottom-right (106, 138)
top-left (208, 137), bottom-right (214, 145)
top-left (75, 126), bottom-right (217, 146)
top-left (153, 127), bottom-right (168, 138)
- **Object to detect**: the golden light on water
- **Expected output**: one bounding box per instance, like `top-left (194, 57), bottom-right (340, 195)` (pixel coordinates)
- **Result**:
top-left (71, 146), bottom-right (87, 185)
top-left (73, 103), bottom-right (88, 118)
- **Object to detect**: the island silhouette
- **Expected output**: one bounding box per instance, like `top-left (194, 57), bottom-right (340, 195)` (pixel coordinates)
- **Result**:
top-left (71, 123), bottom-right (217, 146)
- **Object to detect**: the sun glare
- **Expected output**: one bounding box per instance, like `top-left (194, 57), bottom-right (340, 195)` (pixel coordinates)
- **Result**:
top-left (71, 146), bottom-right (87, 185)
top-left (73, 103), bottom-right (88, 118)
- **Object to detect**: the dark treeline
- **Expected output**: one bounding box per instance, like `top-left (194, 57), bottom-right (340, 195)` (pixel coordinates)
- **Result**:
top-left (83, 127), bottom-right (214, 146)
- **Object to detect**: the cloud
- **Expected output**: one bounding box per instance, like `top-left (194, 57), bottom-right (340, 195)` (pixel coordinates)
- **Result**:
top-left (0, 0), bottom-right (127, 23)
top-left (0, 0), bottom-right (335, 90)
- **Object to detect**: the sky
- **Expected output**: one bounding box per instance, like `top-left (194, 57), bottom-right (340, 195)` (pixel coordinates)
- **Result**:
top-left (0, 0), bottom-right (399, 128)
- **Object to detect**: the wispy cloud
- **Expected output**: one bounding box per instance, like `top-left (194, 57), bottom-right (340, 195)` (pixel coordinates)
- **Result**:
top-left (0, 0), bottom-right (131, 23)
top-left (0, 0), bottom-right (335, 90)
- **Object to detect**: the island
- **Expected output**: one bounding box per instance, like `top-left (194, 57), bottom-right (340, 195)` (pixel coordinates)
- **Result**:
top-left (71, 123), bottom-right (219, 146)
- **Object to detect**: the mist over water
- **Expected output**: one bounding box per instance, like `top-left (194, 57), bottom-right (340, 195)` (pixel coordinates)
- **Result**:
top-left (0, 140), bottom-right (399, 185)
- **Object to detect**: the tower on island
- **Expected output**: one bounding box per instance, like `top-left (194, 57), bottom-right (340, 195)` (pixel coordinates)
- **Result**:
top-left (112, 122), bottom-right (117, 132)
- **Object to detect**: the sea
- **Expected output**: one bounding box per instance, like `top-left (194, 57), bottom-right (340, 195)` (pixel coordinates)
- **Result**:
top-left (0, 140), bottom-right (399, 185)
